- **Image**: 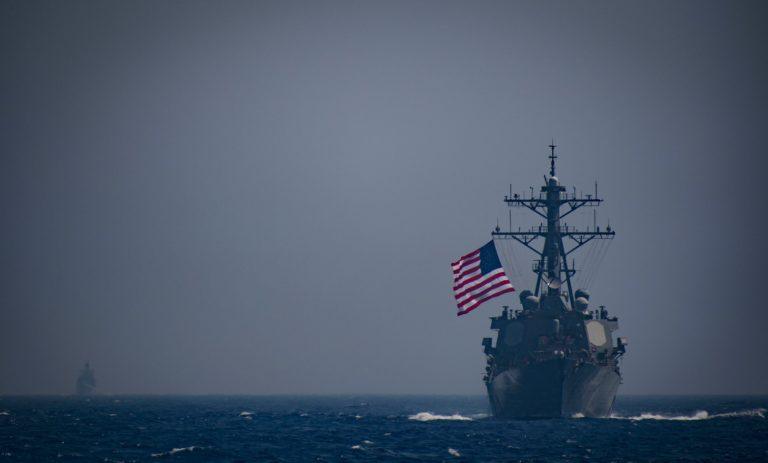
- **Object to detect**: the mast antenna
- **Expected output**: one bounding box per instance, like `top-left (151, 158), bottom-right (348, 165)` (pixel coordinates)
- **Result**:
top-left (548, 141), bottom-right (557, 177)
top-left (493, 143), bottom-right (615, 307)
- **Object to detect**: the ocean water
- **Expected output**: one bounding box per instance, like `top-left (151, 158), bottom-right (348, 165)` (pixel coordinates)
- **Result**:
top-left (0, 395), bottom-right (766, 462)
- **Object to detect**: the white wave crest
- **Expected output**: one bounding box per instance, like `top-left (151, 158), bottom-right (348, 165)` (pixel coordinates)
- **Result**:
top-left (151, 446), bottom-right (200, 457)
top-left (0, 411), bottom-right (9, 416)
top-left (239, 411), bottom-right (253, 417)
top-left (714, 408), bottom-right (767, 419)
top-left (448, 448), bottom-right (461, 457)
top-left (613, 410), bottom-right (710, 421)
top-left (408, 412), bottom-right (473, 421)
top-left (610, 408), bottom-right (766, 421)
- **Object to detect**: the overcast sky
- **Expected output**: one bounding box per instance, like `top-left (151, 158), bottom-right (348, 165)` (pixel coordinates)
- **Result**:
top-left (2, 0), bottom-right (767, 395)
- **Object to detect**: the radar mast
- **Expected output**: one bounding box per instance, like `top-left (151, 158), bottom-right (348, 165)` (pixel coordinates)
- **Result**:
top-left (493, 144), bottom-right (615, 308)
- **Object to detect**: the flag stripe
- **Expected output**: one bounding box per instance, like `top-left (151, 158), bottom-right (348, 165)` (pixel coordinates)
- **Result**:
top-left (454, 267), bottom-right (504, 292)
top-left (453, 263), bottom-right (481, 281)
top-left (452, 269), bottom-right (483, 291)
top-left (456, 278), bottom-right (512, 307)
top-left (460, 283), bottom-right (514, 312)
top-left (457, 287), bottom-right (515, 316)
top-left (451, 249), bottom-right (480, 266)
top-left (452, 256), bottom-right (480, 274)
top-left (454, 269), bottom-right (508, 300)
top-left (456, 277), bottom-right (511, 307)
top-left (452, 251), bottom-right (480, 265)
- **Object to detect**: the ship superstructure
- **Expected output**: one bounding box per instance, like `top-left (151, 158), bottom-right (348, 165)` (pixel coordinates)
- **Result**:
top-left (482, 145), bottom-right (626, 418)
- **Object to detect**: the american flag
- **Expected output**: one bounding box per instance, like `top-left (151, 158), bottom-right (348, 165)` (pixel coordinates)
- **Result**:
top-left (452, 240), bottom-right (515, 316)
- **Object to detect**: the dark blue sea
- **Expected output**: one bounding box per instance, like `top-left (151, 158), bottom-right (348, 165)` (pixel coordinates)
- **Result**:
top-left (1, 395), bottom-right (766, 462)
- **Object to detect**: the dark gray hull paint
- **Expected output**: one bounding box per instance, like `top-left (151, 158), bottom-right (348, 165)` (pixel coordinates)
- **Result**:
top-left (487, 359), bottom-right (620, 418)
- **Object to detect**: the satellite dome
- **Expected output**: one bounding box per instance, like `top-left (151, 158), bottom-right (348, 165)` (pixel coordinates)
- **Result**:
top-left (548, 176), bottom-right (559, 186)
top-left (575, 297), bottom-right (589, 311)
top-left (575, 289), bottom-right (590, 300)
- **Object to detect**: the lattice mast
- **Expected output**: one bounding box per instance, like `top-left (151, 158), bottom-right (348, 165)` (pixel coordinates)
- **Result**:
top-left (492, 144), bottom-right (614, 308)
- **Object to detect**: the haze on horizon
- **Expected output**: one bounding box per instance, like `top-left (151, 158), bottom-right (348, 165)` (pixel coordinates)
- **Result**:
top-left (2, 0), bottom-right (768, 395)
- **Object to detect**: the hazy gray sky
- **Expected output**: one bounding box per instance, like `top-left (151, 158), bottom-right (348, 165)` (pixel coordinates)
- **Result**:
top-left (2, 0), bottom-right (767, 395)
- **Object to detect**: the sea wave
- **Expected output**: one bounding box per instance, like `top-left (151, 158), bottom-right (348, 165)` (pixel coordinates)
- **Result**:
top-left (151, 446), bottom-right (201, 458)
top-left (408, 412), bottom-right (473, 421)
top-left (609, 408), bottom-right (766, 421)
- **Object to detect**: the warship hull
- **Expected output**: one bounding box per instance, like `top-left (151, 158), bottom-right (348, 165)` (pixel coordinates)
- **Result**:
top-left (487, 359), bottom-right (620, 418)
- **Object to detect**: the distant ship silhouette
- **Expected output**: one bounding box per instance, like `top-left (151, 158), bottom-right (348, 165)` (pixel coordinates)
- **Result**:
top-left (76, 362), bottom-right (96, 395)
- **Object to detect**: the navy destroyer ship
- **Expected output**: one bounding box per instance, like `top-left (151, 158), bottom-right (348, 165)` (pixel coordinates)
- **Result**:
top-left (76, 362), bottom-right (96, 396)
top-left (478, 145), bottom-right (626, 418)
